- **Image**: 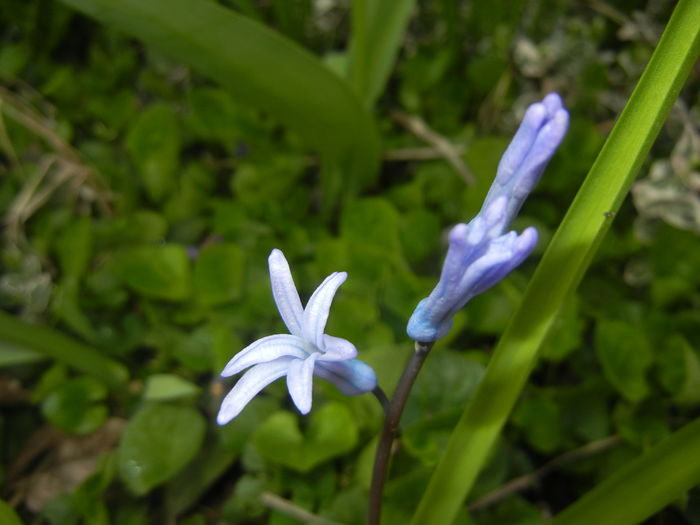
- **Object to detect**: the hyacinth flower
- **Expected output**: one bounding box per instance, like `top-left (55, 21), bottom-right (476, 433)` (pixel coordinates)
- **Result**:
top-left (407, 93), bottom-right (569, 342)
top-left (217, 249), bottom-right (377, 425)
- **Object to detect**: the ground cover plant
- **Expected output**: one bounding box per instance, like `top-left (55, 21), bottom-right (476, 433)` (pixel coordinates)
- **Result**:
top-left (1, 1), bottom-right (700, 524)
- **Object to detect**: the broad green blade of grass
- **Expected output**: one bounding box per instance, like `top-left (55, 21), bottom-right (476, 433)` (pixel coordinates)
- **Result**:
top-left (348, 0), bottom-right (415, 108)
top-left (548, 415), bottom-right (700, 525)
top-left (58, 0), bottom-right (381, 188)
top-left (410, 1), bottom-right (700, 524)
top-left (0, 311), bottom-right (128, 389)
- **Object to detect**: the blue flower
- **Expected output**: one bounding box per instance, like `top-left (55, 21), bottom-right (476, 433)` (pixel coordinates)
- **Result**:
top-left (407, 93), bottom-right (569, 342)
top-left (217, 249), bottom-right (377, 425)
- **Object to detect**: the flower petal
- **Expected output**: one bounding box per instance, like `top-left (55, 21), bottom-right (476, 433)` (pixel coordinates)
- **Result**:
top-left (494, 101), bottom-right (548, 184)
top-left (217, 358), bottom-right (291, 425)
top-left (460, 228), bottom-right (538, 299)
top-left (318, 334), bottom-right (358, 361)
top-left (302, 271), bottom-right (347, 348)
top-left (315, 359), bottom-right (377, 395)
top-left (482, 94), bottom-right (569, 226)
top-left (268, 249), bottom-right (305, 337)
top-left (221, 334), bottom-right (309, 377)
top-left (511, 108), bottom-right (569, 203)
top-left (286, 354), bottom-right (318, 414)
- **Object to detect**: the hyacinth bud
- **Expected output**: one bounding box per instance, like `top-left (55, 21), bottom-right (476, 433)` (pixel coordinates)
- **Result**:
top-left (407, 94), bottom-right (569, 342)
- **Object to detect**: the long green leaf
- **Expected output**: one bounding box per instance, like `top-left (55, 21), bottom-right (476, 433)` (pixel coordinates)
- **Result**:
top-left (348, 0), bottom-right (416, 107)
top-left (410, 1), bottom-right (700, 523)
top-left (550, 416), bottom-right (700, 525)
top-left (0, 311), bottom-right (128, 389)
top-left (57, 0), bottom-right (380, 186)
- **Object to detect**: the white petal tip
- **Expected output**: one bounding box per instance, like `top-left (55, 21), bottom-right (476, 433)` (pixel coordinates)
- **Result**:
top-left (268, 248), bottom-right (285, 265)
top-left (216, 408), bottom-right (236, 426)
top-left (295, 402), bottom-right (312, 415)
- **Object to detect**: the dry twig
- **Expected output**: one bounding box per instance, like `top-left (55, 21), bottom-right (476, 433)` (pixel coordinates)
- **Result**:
top-left (469, 435), bottom-right (621, 512)
top-left (391, 110), bottom-right (475, 185)
top-left (260, 491), bottom-right (346, 525)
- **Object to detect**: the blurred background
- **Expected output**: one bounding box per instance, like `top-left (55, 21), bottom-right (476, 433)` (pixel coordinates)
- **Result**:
top-left (1, 0), bottom-right (699, 523)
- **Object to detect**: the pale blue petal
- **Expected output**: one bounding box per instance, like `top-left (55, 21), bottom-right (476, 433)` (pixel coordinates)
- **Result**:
top-left (217, 358), bottom-right (292, 425)
top-left (302, 271), bottom-right (347, 348)
top-left (221, 334), bottom-right (309, 377)
top-left (268, 249), bottom-right (305, 337)
top-left (318, 334), bottom-right (358, 361)
top-left (315, 359), bottom-right (377, 395)
top-left (286, 354), bottom-right (318, 414)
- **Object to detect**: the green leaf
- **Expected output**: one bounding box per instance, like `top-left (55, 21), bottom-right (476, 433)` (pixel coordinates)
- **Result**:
top-left (512, 395), bottom-right (563, 453)
top-left (657, 334), bottom-right (700, 404)
top-left (0, 340), bottom-right (44, 367)
top-left (41, 376), bottom-right (108, 435)
top-left (340, 198), bottom-right (401, 253)
top-left (125, 104), bottom-right (181, 202)
top-left (118, 404), bottom-right (206, 495)
top-left (550, 415), bottom-right (700, 525)
top-left (220, 475), bottom-right (268, 523)
top-left (595, 320), bottom-right (652, 403)
top-left (0, 311), bottom-right (128, 388)
top-left (54, 216), bottom-right (93, 278)
top-left (57, 0), bottom-right (380, 187)
top-left (348, 0), bottom-right (416, 107)
top-left (52, 278), bottom-right (98, 342)
top-left (193, 243), bottom-right (246, 306)
top-left (253, 402), bottom-right (358, 472)
top-left (0, 499), bottom-right (24, 525)
top-left (114, 244), bottom-right (191, 300)
top-left (402, 352), bottom-right (485, 465)
top-left (166, 397), bottom-right (278, 517)
top-left (186, 87), bottom-right (249, 145)
top-left (400, 209), bottom-right (440, 263)
top-left (143, 374), bottom-right (200, 401)
top-left (540, 297), bottom-right (583, 362)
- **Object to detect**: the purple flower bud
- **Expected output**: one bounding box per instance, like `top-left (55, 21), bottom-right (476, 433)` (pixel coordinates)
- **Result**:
top-left (407, 94), bottom-right (569, 342)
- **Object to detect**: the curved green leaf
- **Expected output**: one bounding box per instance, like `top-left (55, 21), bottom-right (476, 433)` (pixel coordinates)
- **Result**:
top-left (0, 310), bottom-right (128, 389)
top-left (57, 0), bottom-right (380, 186)
top-left (550, 416), bottom-right (700, 525)
top-left (349, 0), bottom-right (416, 107)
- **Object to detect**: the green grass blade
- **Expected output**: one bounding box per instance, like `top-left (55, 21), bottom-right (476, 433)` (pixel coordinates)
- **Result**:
top-left (410, 1), bottom-right (700, 523)
top-left (0, 311), bottom-right (129, 389)
top-left (348, 0), bottom-right (415, 107)
top-left (550, 416), bottom-right (700, 525)
top-left (58, 0), bottom-right (380, 185)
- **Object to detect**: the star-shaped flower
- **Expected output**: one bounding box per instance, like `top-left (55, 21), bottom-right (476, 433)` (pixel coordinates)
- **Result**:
top-left (407, 93), bottom-right (569, 342)
top-left (217, 249), bottom-right (377, 425)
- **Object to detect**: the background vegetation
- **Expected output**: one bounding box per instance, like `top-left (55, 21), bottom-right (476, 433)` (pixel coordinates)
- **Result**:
top-left (1, 0), bottom-right (699, 524)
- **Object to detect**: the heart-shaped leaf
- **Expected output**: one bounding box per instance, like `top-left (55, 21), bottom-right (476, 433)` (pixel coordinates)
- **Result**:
top-left (118, 404), bottom-right (205, 495)
top-left (114, 244), bottom-right (191, 300)
top-left (253, 402), bottom-right (358, 472)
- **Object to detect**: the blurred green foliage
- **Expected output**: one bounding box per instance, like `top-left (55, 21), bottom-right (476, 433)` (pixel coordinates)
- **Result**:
top-left (1, 0), bottom-right (699, 524)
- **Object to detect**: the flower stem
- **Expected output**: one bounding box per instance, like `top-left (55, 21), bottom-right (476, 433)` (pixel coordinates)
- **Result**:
top-left (372, 386), bottom-right (391, 415)
top-left (368, 340), bottom-right (433, 525)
